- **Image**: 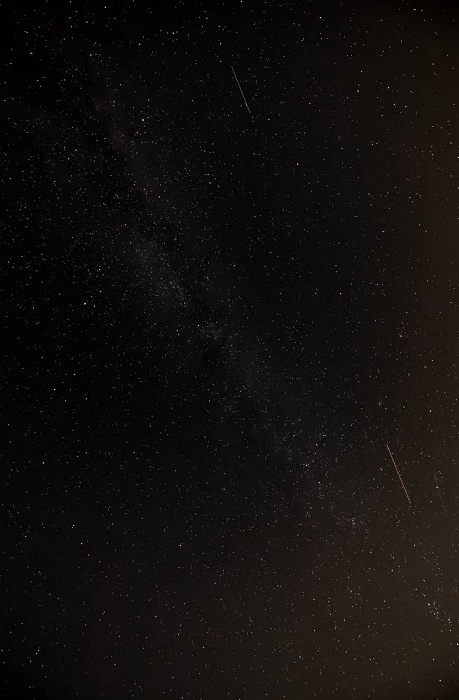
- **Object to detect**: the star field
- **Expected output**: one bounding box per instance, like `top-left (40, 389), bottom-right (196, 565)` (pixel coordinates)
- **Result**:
top-left (2, 1), bottom-right (459, 698)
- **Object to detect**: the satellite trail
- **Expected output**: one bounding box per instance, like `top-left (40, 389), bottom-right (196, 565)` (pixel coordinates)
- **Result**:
top-left (386, 444), bottom-right (411, 505)
top-left (67, 227), bottom-right (86, 257)
top-left (231, 65), bottom-right (252, 115)
top-left (434, 473), bottom-right (446, 514)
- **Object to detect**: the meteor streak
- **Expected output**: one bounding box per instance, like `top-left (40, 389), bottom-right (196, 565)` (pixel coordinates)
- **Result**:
top-left (231, 65), bottom-right (252, 115)
top-left (386, 444), bottom-right (411, 505)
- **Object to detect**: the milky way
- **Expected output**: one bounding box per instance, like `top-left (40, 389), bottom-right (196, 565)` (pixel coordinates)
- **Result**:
top-left (3, 2), bottom-right (459, 698)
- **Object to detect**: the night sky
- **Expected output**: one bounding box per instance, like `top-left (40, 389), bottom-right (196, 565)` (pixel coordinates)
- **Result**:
top-left (3, 1), bottom-right (459, 698)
